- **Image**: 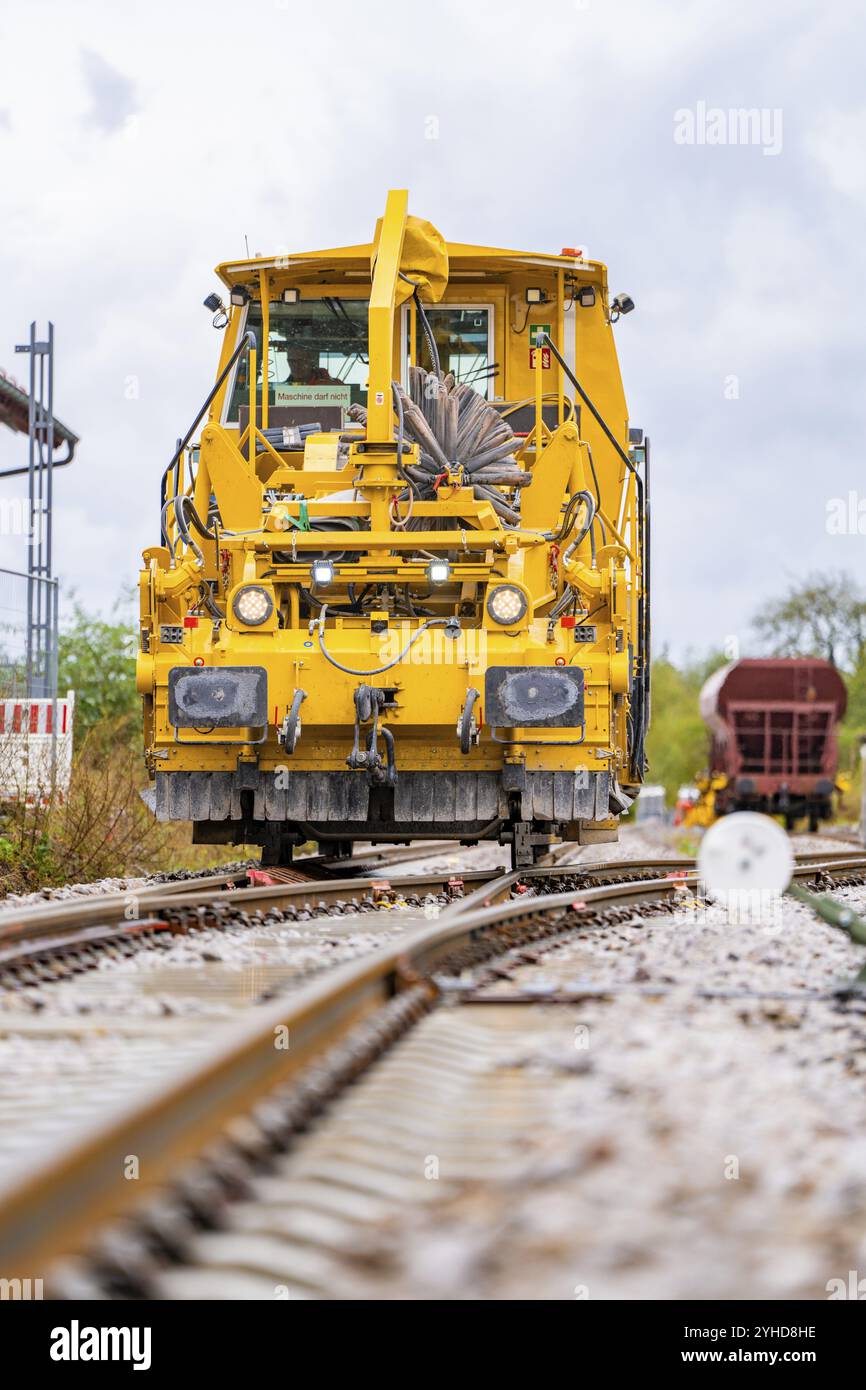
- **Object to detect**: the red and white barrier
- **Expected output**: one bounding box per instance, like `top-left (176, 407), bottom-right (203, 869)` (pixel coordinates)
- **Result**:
top-left (0, 691), bottom-right (75, 799)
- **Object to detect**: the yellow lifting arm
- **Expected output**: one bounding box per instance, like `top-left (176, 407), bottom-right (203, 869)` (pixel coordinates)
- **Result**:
top-left (366, 189), bottom-right (408, 443)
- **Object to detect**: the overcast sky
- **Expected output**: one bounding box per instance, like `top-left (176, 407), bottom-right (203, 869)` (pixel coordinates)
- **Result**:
top-left (0, 0), bottom-right (863, 660)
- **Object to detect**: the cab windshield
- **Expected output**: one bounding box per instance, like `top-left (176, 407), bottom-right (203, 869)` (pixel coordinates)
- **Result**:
top-left (414, 306), bottom-right (492, 396)
top-left (227, 298), bottom-right (369, 421)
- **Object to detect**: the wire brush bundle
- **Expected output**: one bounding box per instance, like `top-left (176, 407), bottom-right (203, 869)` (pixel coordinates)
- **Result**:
top-left (392, 368), bottom-right (529, 527)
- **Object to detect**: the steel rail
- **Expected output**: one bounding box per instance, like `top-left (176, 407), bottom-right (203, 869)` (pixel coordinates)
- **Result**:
top-left (0, 866), bottom-right (504, 962)
top-left (0, 852), bottom-right (863, 1278)
top-left (0, 841), bottom-right (466, 952)
top-left (444, 851), bottom-right (866, 918)
top-left (0, 856), bottom-right (725, 960)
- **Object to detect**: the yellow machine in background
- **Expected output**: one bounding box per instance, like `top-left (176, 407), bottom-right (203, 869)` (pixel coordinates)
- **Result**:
top-left (137, 191), bottom-right (649, 866)
top-left (678, 777), bottom-right (723, 829)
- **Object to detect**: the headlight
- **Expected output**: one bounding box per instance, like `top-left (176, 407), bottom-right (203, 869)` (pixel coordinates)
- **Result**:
top-left (486, 584), bottom-right (528, 626)
top-left (232, 585), bottom-right (273, 626)
top-left (311, 559), bottom-right (335, 586)
top-left (426, 559), bottom-right (451, 585)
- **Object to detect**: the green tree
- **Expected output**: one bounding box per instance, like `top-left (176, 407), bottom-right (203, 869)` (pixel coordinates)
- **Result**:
top-left (57, 596), bottom-right (138, 740)
top-left (644, 649), bottom-right (727, 803)
top-left (750, 571), bottom-right (866, 803)
top-left (752, 571), bottom-right (866, 670)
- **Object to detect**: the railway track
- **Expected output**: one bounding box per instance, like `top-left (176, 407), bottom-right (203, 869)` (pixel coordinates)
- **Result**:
top-left (1, 847), bottom-right (865, 1296)
top-left (3, 835), bottom-right (853, 981)
top-left (0, 841), bottom-right (748, 989)
top-left (0, 840), bottom-right (486, 984)
top-left (0, 844), bottom-right (824, 989)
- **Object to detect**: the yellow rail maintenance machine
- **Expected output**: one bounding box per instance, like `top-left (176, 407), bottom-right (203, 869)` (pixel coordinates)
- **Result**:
top-left (137, 191), bottom-right (650, 867)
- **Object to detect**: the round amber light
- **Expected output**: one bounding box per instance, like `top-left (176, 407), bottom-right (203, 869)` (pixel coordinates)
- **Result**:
top-left (233, 585), bottom-right (273, 626)
top-left (487, 585), bottom-right (528, 626)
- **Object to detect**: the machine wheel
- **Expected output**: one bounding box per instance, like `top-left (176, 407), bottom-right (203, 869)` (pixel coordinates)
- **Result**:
top-left (508, 822), bottom-right (556, 869)
top-left (261, 832), bottom-right (295, 867)
top-left (808, 814), bottom-right (819, 834)
top-left (318, 839), bottom-right (354, 862)
top-left (509, 822), bottom-right (533, 870)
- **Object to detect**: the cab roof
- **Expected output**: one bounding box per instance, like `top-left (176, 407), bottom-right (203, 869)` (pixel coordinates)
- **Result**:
top-left (216, 241), bottom-right (601, 289)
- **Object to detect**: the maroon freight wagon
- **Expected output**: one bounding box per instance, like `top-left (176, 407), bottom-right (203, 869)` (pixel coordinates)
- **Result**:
top-left (698, 658), bottom-right (847, 830)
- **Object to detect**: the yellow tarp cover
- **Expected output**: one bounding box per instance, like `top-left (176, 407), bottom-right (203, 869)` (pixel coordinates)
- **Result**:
top-left (371, 214), bottom-right (449, 305)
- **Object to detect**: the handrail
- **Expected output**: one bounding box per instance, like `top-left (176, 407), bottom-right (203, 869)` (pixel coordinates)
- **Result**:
top-left (159, 330), bottom-right (256, 546)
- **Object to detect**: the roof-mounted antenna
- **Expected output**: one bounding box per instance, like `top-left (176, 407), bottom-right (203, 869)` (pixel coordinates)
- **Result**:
top-left (244, 233), bottom-right (250, 258)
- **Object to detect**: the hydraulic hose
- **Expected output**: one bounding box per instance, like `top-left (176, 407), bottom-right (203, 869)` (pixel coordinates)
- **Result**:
top-left (313, 605), bottom-right (457, 677)
top-left (281, 688), bottom-right (307, 753)
top-left (546, 489), bottom-right (595, 544)
top-left (179, 494), bottom-right (217, 542)
top-left (459, 687), bottom-right (481, 754)
top-left (561, 492), bottom-right (597, 566)
top-left (377, 725), bottom-right (397, 784)
top-left (400, 276), bottom-right (441, 376)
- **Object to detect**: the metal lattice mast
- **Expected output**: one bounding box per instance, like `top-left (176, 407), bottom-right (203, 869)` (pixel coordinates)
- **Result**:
top-left (15, 323), bottom-right (58, 700)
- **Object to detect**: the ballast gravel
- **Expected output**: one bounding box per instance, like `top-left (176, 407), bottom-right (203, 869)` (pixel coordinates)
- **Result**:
top-left (295, 877), bottom-right (866, 1299)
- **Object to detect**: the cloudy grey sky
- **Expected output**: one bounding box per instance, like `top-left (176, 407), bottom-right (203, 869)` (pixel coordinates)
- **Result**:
top-left (0, 0), bottom-right (863, 658)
